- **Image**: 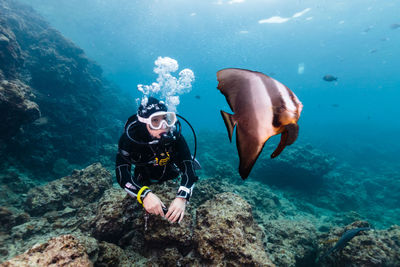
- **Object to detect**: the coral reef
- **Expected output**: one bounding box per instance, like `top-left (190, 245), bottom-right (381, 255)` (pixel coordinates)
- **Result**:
top-left (89, 187), bottom-right (141, 246)
top-left (197, 130), bottom-right (400, 229)
top-left (25, 163), bottom-right (112, 216)
top-left (89, 180), bottom-right (198, 261)
top-left (252, 143), bottom-right (336, 190)
top-left (0, 206), bottom-right (29, 234)
top-left (197, 131), bottom-right (336, 191)
top-left (263, 219), bottom-right (317, 266)
top-left (195, 192), bottom-right (274, 266)
top-left (317, 221), bottom-right (400, 266)
top-left (0, 164), bottom-right (111, 261)
top-left (0, 161), bottom-right (399, 266)
top-left (0, 235), bottom-right (92, 267)
top-left (0, 78), bottom-right (40, 139)
top-left (0, 0), bottom-right (131, 181)
top-left (0, 166), bottom-right (37, 208)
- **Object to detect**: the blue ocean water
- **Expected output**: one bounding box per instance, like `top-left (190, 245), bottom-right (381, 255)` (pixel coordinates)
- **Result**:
top-left (1, 0), bottom-right (400, 263)
top-left (20, 0), bottom-right (400, 171)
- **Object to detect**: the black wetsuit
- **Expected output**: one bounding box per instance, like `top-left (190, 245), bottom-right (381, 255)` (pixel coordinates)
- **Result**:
top-left (115, 115), bottom-right (198, 202)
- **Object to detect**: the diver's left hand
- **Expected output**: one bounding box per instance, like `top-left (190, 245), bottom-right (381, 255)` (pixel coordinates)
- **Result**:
top-left (166, 197), bottom-right (187, 223)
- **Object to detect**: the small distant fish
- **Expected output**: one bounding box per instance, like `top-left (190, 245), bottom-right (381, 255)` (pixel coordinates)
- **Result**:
top-left (316, 227), bottom-right (371, 263)
top-left (331, 104), bottom-right (339, 108)
top-left (33, 116), bottom-right (49, 126)
top-left (369, 49), bottom-right (378, 54)
top-left (380, 37), bottom-right (390, 42)
top-left (363, 25), bottom-right (373, 33)
top-left (195, 95), bottom-right (201, 99)
top-left (390, 23), bottom-right (400, 30)
top-left (323, 75), bottom-right (338, 82)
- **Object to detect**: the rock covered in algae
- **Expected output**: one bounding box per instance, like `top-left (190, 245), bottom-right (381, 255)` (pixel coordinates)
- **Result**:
top-left (90, 187), bottom-right (140, 246)
top-left (0, 233), bottom-right (139, 267)
top-left (0, 206), bottom-right (29, 234)
top-left (90, 180), bottom-right (196, 256)
top-left (194, 192), bottom-right (274, 266)
top-left (142, 180), bottom-right (195, 255)
top-left (318, 221), bottom-right (400, 266)
top-left (25, 163), bottom-right (112, 216)
top-left (0, 235), bottom-right (92, 267)
top-left (263, 219), bottom-right (317, 267)
top-left (0, 78), bottom-right (40, 139)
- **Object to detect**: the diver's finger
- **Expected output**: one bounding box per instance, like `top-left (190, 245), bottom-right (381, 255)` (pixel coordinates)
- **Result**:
top-left (166, 208), bottom-right (176, 220)
top-left (165, 206), bottom-right (173, 218)
top-left (178, 210), bottom-right (185, 223)
top-left (158, 204), bottom-right (166, 217)
top-left (172, 210), bottom-right (182, 223)
top-left (169, 209), bottom-right (180, 223)
top-left (151, 207), bottom-right (156, 216)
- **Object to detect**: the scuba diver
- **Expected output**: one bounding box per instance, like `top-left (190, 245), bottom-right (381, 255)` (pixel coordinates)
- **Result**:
top-left (115, 97), bottom-right (198, 223)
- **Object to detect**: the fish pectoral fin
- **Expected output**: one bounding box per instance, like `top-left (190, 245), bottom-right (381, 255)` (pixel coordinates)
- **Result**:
top-left (270, 123), bottom-right (299, 158)
top-left (220, 110), bottom-right (236, 142)
top-left (284, 123), bottom-right (299, 145)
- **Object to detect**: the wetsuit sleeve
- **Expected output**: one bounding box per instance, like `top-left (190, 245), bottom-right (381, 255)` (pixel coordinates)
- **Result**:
top-left (115, 133), bottom-right (151, 201)
top-left (173, 134), bottom-right (198, 200)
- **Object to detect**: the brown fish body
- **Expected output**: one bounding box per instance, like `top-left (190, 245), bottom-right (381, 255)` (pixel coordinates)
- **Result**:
top-left (217, 68), bottom-right (303, 179)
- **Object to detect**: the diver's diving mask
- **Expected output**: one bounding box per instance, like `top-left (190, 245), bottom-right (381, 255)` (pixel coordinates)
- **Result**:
top-left (137, 111), bottom-right (177, 130)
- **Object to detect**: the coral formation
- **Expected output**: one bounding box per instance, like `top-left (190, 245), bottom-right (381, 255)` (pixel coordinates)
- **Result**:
top-left (0, 0), bottom-right (131, 181)
top-left (25, 163), bottom-right (112, 216)
top-left (0, 235), bottom-right (92, 267)
top-left (195, 192), bottom-right (274, 266)
top-left (318, 221), bottom-right (400, 266)
top-left (0, 162), bottom-right (399, 266)
top-left (0, 79), bottom-right (40, 139)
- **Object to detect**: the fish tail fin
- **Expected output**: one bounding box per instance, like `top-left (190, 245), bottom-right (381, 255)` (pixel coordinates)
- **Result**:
top-left (220, 110), bottom-right (236, 142)
top-left (271, 123), bottom-right (299, 158)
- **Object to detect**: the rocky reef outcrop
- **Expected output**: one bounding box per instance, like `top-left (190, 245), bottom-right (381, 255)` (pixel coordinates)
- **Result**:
top-left (0, 78), bottom-right (40, 139)
top-left (0, 235), bottom-right (92, 267)
top-left (263, 219), bottom-right (317, 266)
top-left (0, 163), bottom-right (112, 261)
top-left (195, 192), bottom-right (274, 266)
top-left (0, 161), bottom-right (278, 265)
top-left (252, 143), bottom-right (336, 190)
top-left (25, 163), bottom-right (112, 216)
top-left (318, 221), bottom-right (400, 267)
top-left (1, 162), bottom-right (399, 266)
top-left (0, 0), bottom-right (131, 181)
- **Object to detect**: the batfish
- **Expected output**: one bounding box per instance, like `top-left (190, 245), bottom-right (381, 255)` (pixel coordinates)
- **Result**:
top-left (217, 68), bottom-right (303, 179)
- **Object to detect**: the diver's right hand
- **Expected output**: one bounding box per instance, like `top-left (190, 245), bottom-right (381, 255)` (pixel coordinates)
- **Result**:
top-left (143, 192), bottom-right (166, 217)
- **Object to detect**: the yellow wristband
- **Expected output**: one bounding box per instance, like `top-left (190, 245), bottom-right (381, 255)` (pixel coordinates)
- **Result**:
top-left (137, 186), bottom-right (150, 205)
